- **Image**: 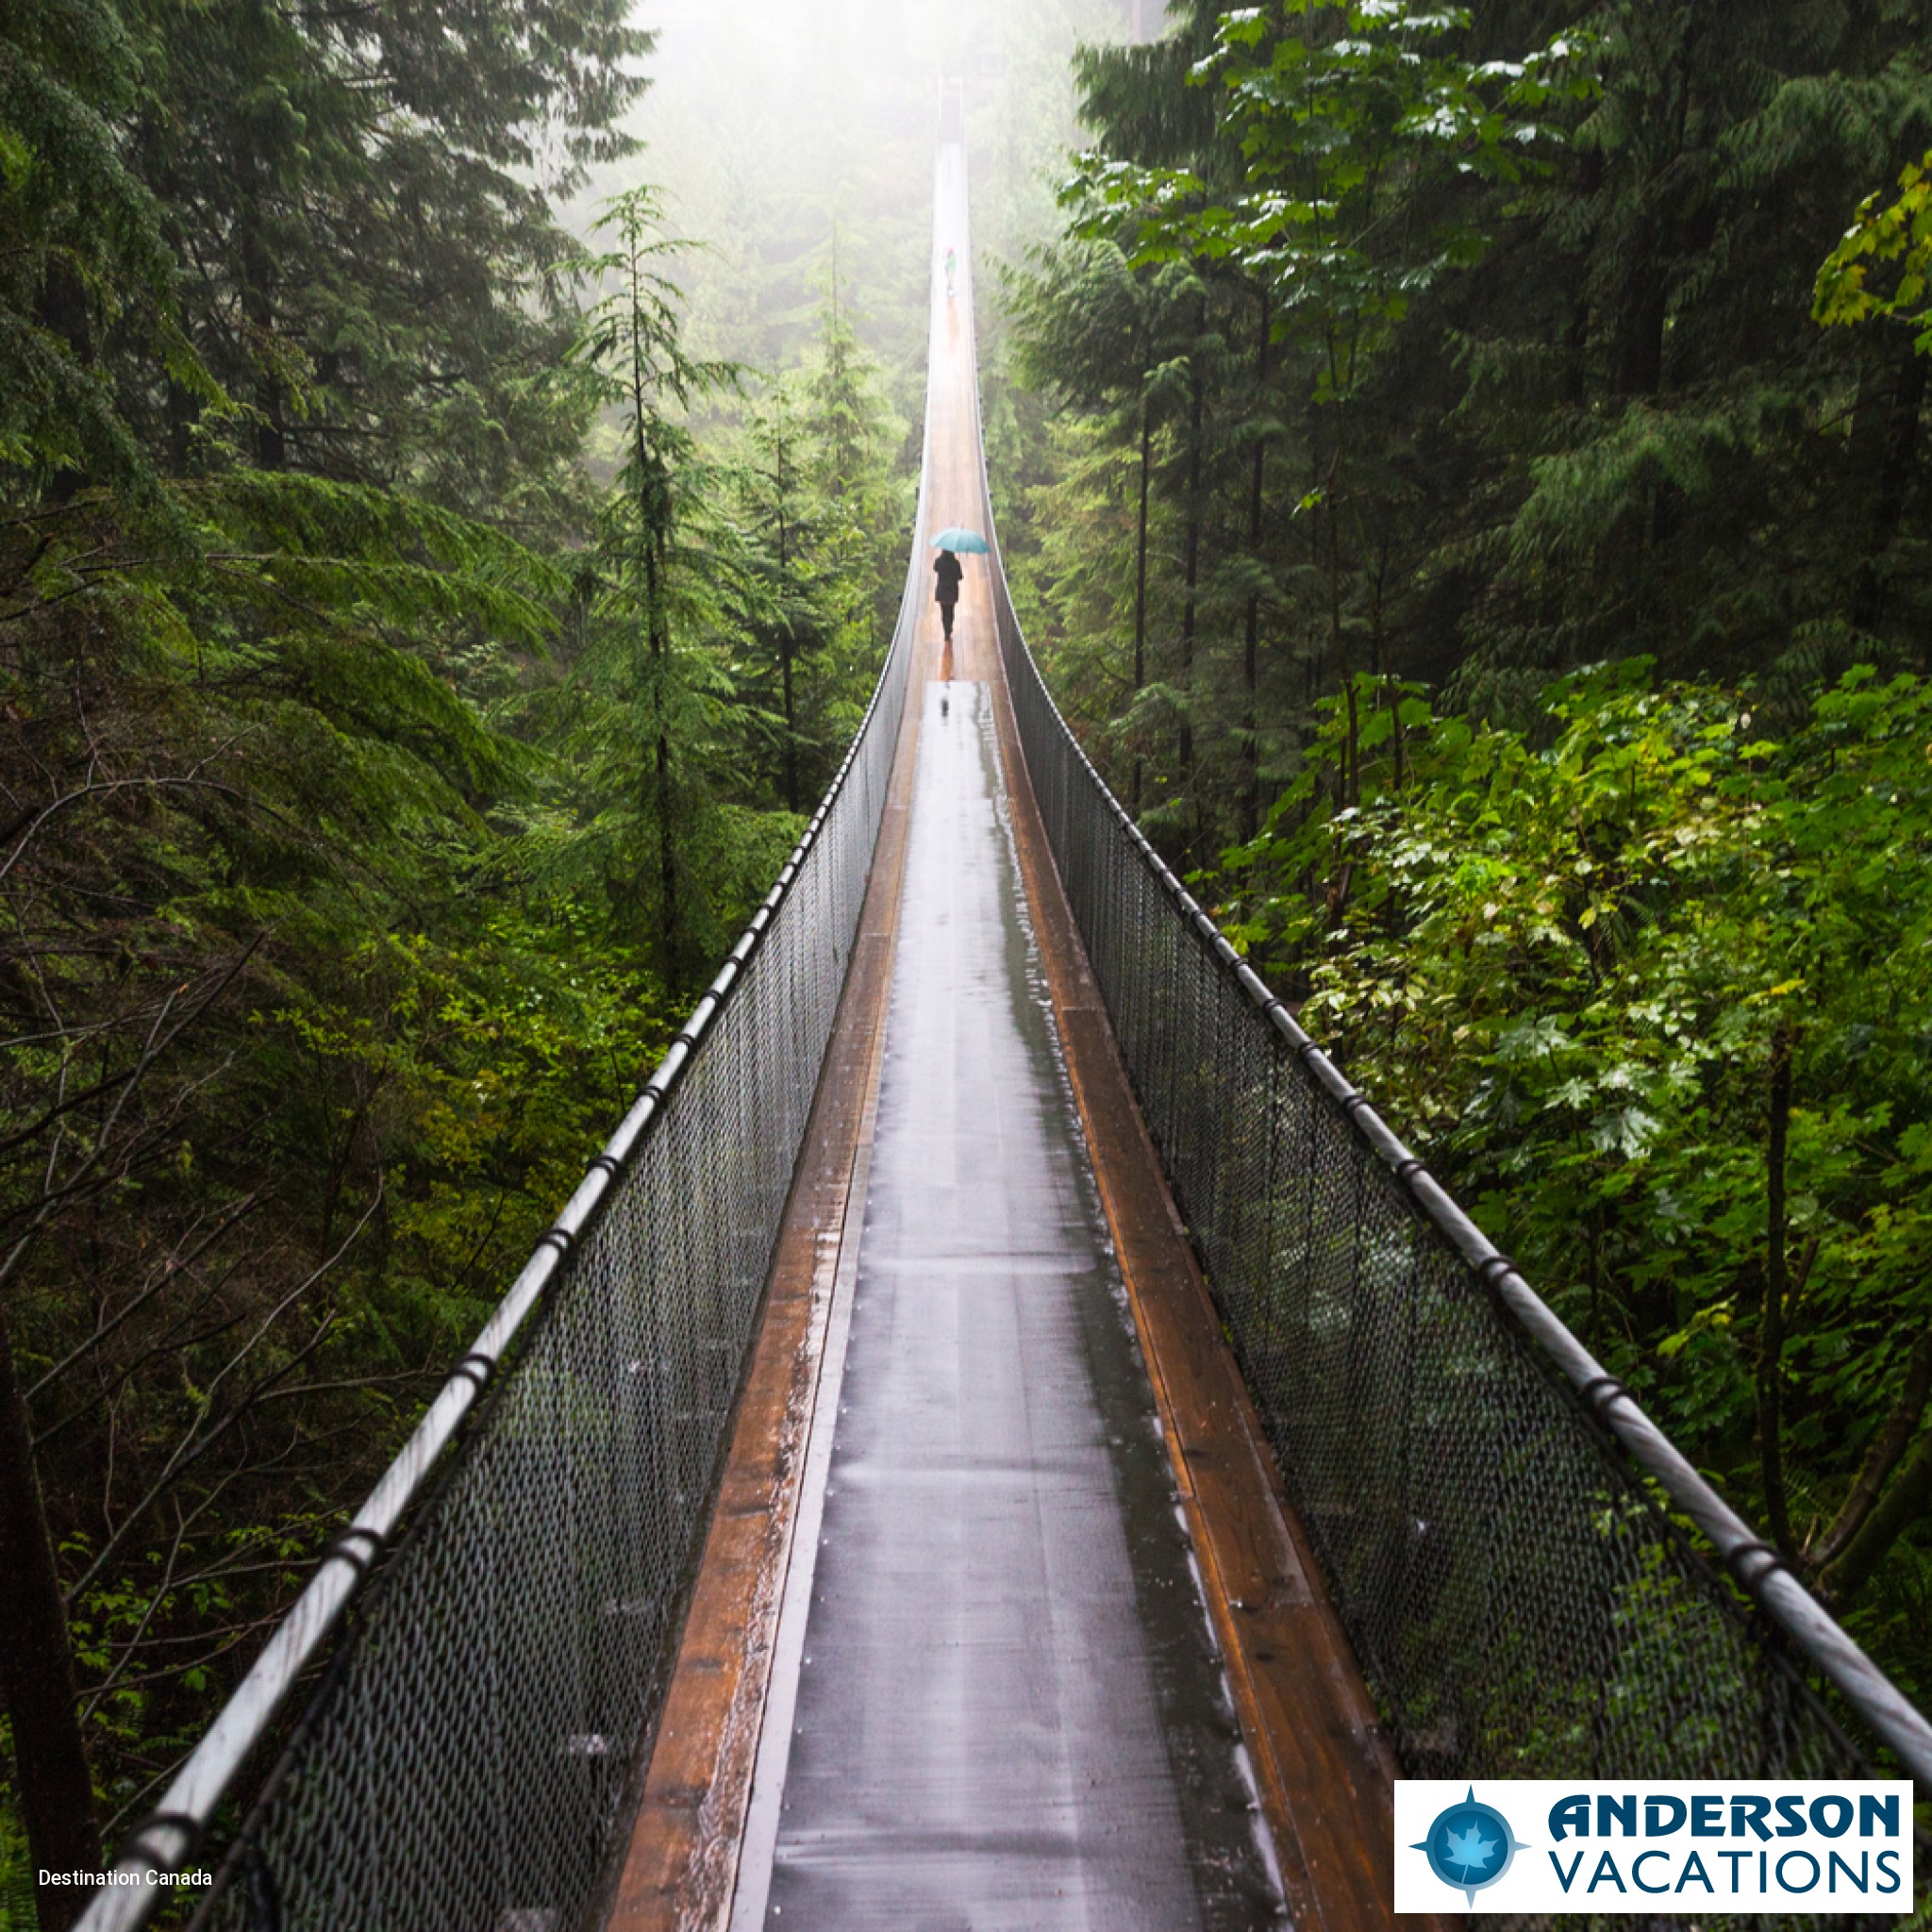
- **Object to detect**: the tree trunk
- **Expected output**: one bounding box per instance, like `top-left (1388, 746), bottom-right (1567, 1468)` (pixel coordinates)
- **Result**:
top-left (1306, 389), bottom-right (1323, 708)
top-left (33, 265), bottom-right (94, 506)
top-left (234, 0), bottom-right (288, 473)
top-left (645, 530), bottom-right (677, 973)
top-left (657, 722), bottom-right (675, 948)
top-left (1241, 293), bottom-right (1269, 842)
top-left (1822, 1432), bottom-right (1932, 1608)
top-left (1616, 206), bottom-right (1667, 402)
top-left (1326, 457), bottom-right (1351, 712)
top-left (1852, 336), bottom-right (1927, 636)
top-left (777, 489), bottom-right (798, 814)
top-left (1564, 149), bottom-right (1603, 409)
top-left (0, 1310), bottom-right (102, 1932)
top-left (1179, 336), bottom-right (1203, 817)
top-left (781, 633), bottom-right (798, 814)
top-left (1757, 1028), bottom-right (1797, 1558)
top-left (1132, 398), bottom-right (1151, 816)
top-left (237, 168), bottom-right (286, 472)
top-left (1814, 1321), bottom-right (1932, 1574)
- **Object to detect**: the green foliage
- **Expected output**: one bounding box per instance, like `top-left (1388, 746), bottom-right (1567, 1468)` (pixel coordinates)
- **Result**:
top-left (0, 1796), bottom-right (29, 1932)
top-left (995, 235), bottom-right (1214, 830)
top-left (1, 0), bottom-right (915, 1897)
top-left (1071, 0), bottom-right (1596, 387)
top-left (1220, 662), bottom-right (1932, 1707)
top-left (1004, 11), bottom-right (1932, 1725)
top-left (594, 0), bottom-right (1127, 424)
top-left (727, 359), bottom-right (901, 814)
top-left (1004, 0), bottom-right (1932, 870)
top-left (115, 0), bottom-right (649, 498)
top-left (0, 0), bottom-right (201, 491)
top-left (1818, 146), bottom-right (1932, 352)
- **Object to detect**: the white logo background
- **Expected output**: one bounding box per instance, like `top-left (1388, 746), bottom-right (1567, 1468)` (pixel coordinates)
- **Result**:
top-left (1394, 1779), bottom-right (1914, 1915)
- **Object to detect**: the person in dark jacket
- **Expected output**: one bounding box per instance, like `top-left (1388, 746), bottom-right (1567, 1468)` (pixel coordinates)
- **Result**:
top-left (933, 547), bottom-right (963, 641)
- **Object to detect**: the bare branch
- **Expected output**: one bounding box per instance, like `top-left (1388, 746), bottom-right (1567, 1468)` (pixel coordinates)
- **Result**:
top-left (1811, 1319), bottom-right (1932, 1571)
top-left (25, 1194), bottom-right (265, 1401)
top-left (62, 1179), bottom-right (383, 1607)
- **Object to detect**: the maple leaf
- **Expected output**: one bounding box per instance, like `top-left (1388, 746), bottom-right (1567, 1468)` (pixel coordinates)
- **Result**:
top-left (1442, 1823), bottom-right (1497, 1875)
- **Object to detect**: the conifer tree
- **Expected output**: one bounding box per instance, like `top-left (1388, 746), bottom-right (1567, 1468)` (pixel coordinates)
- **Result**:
top-left (1, 4), bottom-right (657, 1915)
top-left (1002, 0), bottom-right (1932, 1713)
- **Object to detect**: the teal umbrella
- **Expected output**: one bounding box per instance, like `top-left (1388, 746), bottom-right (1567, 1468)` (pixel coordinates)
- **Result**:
top-left (930, 526), bottom-right (990, 554)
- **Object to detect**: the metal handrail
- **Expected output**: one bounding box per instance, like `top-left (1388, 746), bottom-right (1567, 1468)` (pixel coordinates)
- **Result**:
top-left (957, 180), bottom-right (1932, 1793)
top-left (74, 180), bottom-right (942, 1932)
top-left (1011, 672), bottom-right (1932, 1787)
top-left (68, 110), bottom-right (1932, 1932)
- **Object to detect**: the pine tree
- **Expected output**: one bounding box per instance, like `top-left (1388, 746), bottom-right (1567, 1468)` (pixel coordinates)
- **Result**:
top-left (1002, 0), bottom-right (1932, 1718)
top-left (1, 5), bottom-right (654, 1914)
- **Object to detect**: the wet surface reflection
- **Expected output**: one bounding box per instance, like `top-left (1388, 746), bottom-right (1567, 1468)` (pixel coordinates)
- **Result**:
top-left (758, 684), bottom-right (1285, 1931)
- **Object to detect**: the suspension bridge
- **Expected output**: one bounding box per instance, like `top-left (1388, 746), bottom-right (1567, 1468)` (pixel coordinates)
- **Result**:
top-left (76, 111), bottom-right (1932, 1932)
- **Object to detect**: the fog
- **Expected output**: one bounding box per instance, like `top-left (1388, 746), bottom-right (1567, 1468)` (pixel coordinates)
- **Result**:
top-left (566, 0), bottom-right (1136, 410)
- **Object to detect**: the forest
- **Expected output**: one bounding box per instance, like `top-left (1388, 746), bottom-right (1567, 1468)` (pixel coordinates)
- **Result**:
top-left (990, 0), bottom-right (1932, 1743)
top-left (0, 0), bottom-right (1132, 1915)
top-left (5, 0), bottom-right (1932, 1920)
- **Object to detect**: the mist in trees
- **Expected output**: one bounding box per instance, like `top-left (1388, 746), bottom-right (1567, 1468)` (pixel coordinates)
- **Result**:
top-left (561, 0), bottom-right (1131, 405)
top-left (995, 0), bottom-right (1932, 1735)
top-left (1, 0), bottom-right (1137, 1918)
top-left (17, 0), bottom-right (1928, 1909)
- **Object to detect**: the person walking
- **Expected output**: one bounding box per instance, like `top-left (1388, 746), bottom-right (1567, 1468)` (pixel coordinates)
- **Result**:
top-left (933, 546), bottom-right (963, 641)
top-left (944, 244), bottom-right (958, 299)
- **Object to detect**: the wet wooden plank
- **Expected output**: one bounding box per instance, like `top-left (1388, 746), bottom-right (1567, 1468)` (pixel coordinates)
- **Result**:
top-left (604, 616), bottom-right (931, 1932)
top-left (986, 662), bottom-right (1439, 1932)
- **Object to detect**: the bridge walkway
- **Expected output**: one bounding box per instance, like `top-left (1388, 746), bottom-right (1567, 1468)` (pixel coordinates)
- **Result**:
top-left (73, 100), bottom-right (1931, 1932)
top-left (607, 140), bottom-right (1403, 1932)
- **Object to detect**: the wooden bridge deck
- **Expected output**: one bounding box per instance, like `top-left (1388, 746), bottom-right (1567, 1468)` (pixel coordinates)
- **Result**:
top-left (605, 138), bottom-right (1412, 1932)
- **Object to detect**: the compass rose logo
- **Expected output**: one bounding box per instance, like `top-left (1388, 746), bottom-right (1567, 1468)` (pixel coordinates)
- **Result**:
top-left (1411, 1787), bottom-right (1530, 1905)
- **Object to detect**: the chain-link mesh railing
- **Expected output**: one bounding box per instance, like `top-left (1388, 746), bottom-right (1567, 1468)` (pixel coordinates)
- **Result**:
top-left (966, 385), bottom-right (1932, 1829)
top-left (76, 126), bottom-right (1932, 1932)
top-left (77, 383), bottom-right (930, 1932)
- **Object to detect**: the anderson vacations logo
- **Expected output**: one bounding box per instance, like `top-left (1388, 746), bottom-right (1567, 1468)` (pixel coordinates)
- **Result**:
top-left (1395, 1781), bottom-right (1914, 1914)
